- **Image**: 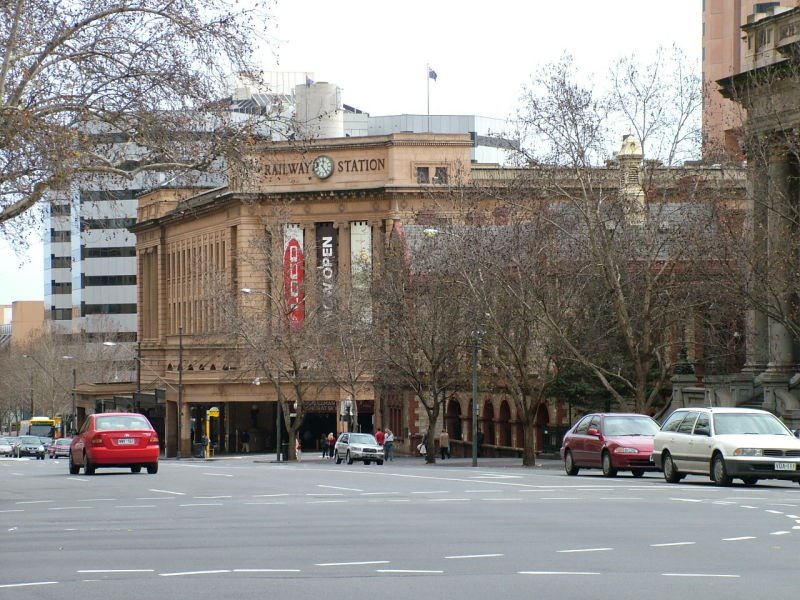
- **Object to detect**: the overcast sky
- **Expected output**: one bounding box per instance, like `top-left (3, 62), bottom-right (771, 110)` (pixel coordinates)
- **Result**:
top-left (0, 0), bottom-right (701, 307)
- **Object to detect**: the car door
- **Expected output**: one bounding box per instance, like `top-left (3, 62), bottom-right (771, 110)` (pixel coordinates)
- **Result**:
top-left (568, 416), bottom-right (592, 466)
top-left (672, 411), bottom-right (700, 472)
top-left (583, 416), bottom-right (604, 467)
top-left (687, 413), bottom-right (713, 474)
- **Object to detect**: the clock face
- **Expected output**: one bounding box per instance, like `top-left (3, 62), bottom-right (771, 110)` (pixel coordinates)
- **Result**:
top-left (313, 155), bottom-right (334, 179)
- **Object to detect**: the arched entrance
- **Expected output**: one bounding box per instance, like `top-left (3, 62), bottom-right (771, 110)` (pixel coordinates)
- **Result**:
top-left (497, 400), bottom-right (512, 446)
top-left (481, 400), bottom-right (495, 445)
top-left (445, 399), bottom-right (462, 441)
top-left (534, 402), bottom-right (550, 453)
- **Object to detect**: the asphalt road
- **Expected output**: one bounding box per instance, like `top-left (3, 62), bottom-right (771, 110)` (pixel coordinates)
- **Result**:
top-left (2, 454), bottom-right (800, 599)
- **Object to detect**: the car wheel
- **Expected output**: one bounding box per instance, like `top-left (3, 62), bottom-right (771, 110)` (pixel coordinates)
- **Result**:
top-left (68, 452), bottom-right (80, 475)
top-left (601, 452), bottom-right (618, 477)
top-left (741, 477), bottom-right (758, 486)
top-left (663, 452), bottom-right (681, 484)
top-left (346, 451), bottom-right (354, 465)
top-left (377, 460), bottom-right (384, 465)
top-left (364, 460), bottom-right (371, 465)
top-left (335, 451), bottom-right (342, 464)
top-left (631, 469), bottom-right (645, 478)
top-left (84, 453), bottom-right (95, 476)
top-left (711, 454), bottom-right (732, 487)
top-left (131, 466), bottom-right (142, 473)
top-left (564, 450), bottom-right (579, 476)
top-left (146, 463), bottom-right (158, 474)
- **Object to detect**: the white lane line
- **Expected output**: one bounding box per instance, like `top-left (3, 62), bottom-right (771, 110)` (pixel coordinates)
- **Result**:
top-left (727, 496), bottom-right (768, 500)
top-left (316, 561), bottom-right (390, 567)
top-left (600, 497), bottom-right (641, 501)
top-left (663, 573), bottom-right (740, 578)
top-left (136, 497), bottom-right (175, 501)
top-left (765, 510), bottom-right (784, 515)
top-left (233, 569), bottom-right (301, 573)
top-left (244, 502), bottom-right (287, 505)
top-left (465, 490), bottom-right (503, 493)
top-left (149, 489), bottom-right (185, 496)
top-left (15, 500), bottom-right (53, 504)
top-left (671, 498), bottom-right (702, 503)
top-left (557, 547), bottom-right (613, 554)
top-left (0, 581), bottom-right (58, 589)
top-left (713, 501), bottom-right (736, 505)
top-left (48, 506), bottom-right (91, 511)
top-left (786, 514), bottom-right (800, 518)
top-left (519, 571), bottom-right (600, 576)
top-left (541, 497), bottom-right (579, 501)
top-left (318, 485), bottom-right (363, 492)
top-left (0, 509), bottom-right (24, 514)
top-left (650, 542), bottom-right (696, 547)
top-left (722, 536), bottom-right (756, 541)
top-left (445, 554), bottom-right (504, 559)
top-left (66, 478), bottom-right (89, 482)
top-left (178, 503), bottom-right (224, 507)
top-left (793, 526), bottom-right (800, 530)
top-left (387, 499), bottom-right (410, 503)
top-left (482, 498), bottom-right (522, 502)
top-left (160, 570), bottom-right (230, 577)
top-left (361, 492), bottom-right (400, 496)
top-left (307, 493), bottom-right (344, 497)
top-left (376, 569), bottom-right (443, 574)
top-left (203, 473), bottom-right (233, 477)
top-left (770, 531), bottom-right (790, 535)
top-left (78, 569), bottom-right (155, 574)
top-left (740, 505), bottom-right (758, 509)
top-left (412, 491), bottom-right (448, 495)
top-left (770, 505), bottom-right (798, 509)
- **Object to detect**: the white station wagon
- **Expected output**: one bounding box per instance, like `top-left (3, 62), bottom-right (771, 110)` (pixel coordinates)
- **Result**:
top-left (653, 407), bottom-right (800, 486)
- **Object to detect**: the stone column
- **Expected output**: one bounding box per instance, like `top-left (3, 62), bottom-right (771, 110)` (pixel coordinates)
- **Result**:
top-left (744, 156), bottom-right (769, 372)
top-left (765, 147), bottom-right (794, 373)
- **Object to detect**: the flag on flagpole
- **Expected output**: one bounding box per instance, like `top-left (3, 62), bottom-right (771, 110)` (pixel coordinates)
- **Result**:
top-left (305, 73), bottom-right (314, 87)
top-left (428, 67), bottom-right (437, 81)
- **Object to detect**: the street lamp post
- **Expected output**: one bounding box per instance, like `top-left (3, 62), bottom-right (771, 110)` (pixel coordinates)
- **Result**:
top-left (472, 329), bottom-right (482, 467)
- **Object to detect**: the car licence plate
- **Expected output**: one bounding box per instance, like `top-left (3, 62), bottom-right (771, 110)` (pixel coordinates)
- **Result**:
top-left (117, 438), bottom-right (136, 445)
top-left (775, 462), bottom-right (796, 471)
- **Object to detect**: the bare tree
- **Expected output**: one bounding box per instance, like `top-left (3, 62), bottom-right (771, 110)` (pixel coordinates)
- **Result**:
top-left (0, 0), bottom-right (278, 241)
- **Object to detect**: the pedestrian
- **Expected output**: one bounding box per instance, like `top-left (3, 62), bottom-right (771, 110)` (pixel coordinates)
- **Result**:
top-left (477, 429), bottom-right (484, 457)
top-left (241, 430), bottom-right (250, 454)
top-left (384, 428), bottom-right (395, 461)
top-left (295, 436), bottom-right (302, 462)
top-left (439, 429), bottom-right (450, 460)
top-left (417, 430), bottom-right (428, 457)
top-left (327, 432), bottom-right (336, 459)
top-left (375, 427), bottom-right (385, 447)
top-left (320, 433), bottom-right (328, 458)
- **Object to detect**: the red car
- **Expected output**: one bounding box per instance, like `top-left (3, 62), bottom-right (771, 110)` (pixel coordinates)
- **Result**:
top-left (69, 412), bottom-right (160, 475)
top-left (560, 413), bottom-right (660, 477)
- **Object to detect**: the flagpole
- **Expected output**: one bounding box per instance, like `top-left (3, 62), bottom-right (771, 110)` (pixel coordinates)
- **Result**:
top-left (426, 64), bottom-right (430, 132)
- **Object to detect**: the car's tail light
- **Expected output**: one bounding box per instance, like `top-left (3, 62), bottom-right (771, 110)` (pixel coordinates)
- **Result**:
top-left (149, 435), bottom-right (159, 445)
top-left (91, 435), bottom-right (104, 446)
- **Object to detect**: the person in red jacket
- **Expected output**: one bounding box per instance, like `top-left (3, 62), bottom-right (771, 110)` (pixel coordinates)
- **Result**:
top-left (375, 428), bottom-right (385, 446)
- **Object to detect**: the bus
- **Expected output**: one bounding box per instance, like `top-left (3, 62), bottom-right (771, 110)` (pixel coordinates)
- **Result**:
top-left (23, 416), bottom-right (60, 438)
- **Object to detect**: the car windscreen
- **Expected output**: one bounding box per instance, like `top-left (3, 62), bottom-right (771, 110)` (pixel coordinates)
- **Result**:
top-left (348, 434), bottom-right (377, 444)
top-left (713, 413), bottom-right (790, 436)
top-left (603, 416), bottom-right (660, 436)
top-left (20, 436), bottom-right (41, 443)
top-left (95, 416), bottom-right (152, 431)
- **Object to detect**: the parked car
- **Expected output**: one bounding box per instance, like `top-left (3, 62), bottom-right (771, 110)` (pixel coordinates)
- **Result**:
top-left (653, 407), bottom-right (800, 486)
top-left (38, 437), bottom-right (54, 454)
top-left (69, 412), bottom-right (160, 475)
top-left (48, 437), bottom-right (72, 459)
top-left (13, 435), bottom-right (46, 459)
top-left (333, 432), bottom-right (384, 465)
top-left (0, 436), bottom-right (14, 456)
top-left (560, 413), bottom-right (661, 477)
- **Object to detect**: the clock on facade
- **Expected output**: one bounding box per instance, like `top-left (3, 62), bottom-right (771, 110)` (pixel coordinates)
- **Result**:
top-left (313, 155), bottom-right (334, 179)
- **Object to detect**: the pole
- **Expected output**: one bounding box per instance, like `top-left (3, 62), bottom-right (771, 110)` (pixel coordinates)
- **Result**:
top-left (472, 330), bottom-right (480, 467)
top-left (177, 326), bottom-right (183, 459)
top-left (71, 367), bottom-right (77, 434)
top-left (426, 65), bottom-right (430, 132)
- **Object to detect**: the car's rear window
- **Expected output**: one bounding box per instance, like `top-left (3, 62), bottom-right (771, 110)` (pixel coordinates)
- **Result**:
top-left (95, 416), bottom-right (151, 431)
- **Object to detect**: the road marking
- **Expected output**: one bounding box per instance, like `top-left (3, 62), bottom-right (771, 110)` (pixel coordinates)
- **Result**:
top-left (465, 489), bottom-right (503, 493)
top-left (671, 498), bottom-right (702, 503)
top-left (722, 536), bottom-right (756, 541)
top-left (557, 547), bottom-right (613, 553)
top-left (233, 569), bottom-right (301, 573)
top-left (306, 493), bottom-right (343, 497)
top-left (48, 506), bottom-right (90, 511)
top-left (203, 473), bottom-right (233, 477)
top-left (770, 531), bottom-right (790, 535)
top-left (0, 510), bottom-right (24, 514)
top-left (307, 500), bottom-right (347, 504)
top-left (244, 502), bottom-right (286, 505)
top-left (740, 505), bottom-right (758, 509)
top-left (786, 514), bottom-right (800, 518)
top-left (0, 581), bottom-right (58, 588)
top-left (541, 497), bottom-right (579, 500)
top-left (78, 498), bottom-right (116, 502)
top-left (765, 510), bottom-right (784, 514)
top-left (15, 500), bottom-right (53, 504)
top-left (662, 573), bottom-right (739, 578)
top-left (445, 554), bottom-right (504, 559)
top-left (360, 491), bottom-right (400, 496)
top-left (318, 485), bottom-right (363, 492)
top-left (253, 493), bottom-right (289, 498)
top-left (136, 497), bottom-right (175, 501)
top-left (78, 569), bottom-right (155, 573)
top-left (376, 569), bottom-right (443, 574)
top-left (412, 491), bottom-right (448, 495)
top-left (650, 542), bottom-right (696, 547)
top-left (482, 498), bottom-right (522, 502)
top-left (519, 571), bottom-right (600, 576)
top-left (149, 489), bottom-right (185, 495)
top-left (160, 570), bottom-right (230, 577)
top-left (316, 561), bottom-right (390, 567)
top-left (600, 497), bottom-right (641, 501)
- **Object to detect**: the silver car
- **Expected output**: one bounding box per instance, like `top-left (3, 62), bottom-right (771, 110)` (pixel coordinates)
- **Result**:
top-left (0, 437), bottom-right (14, 456)
top-left (333, 433), bottom-right (384, 465)
top-left (653, 407), bottom-right (800, 486)
top-left (14, 435), bottom-right (45, 459)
